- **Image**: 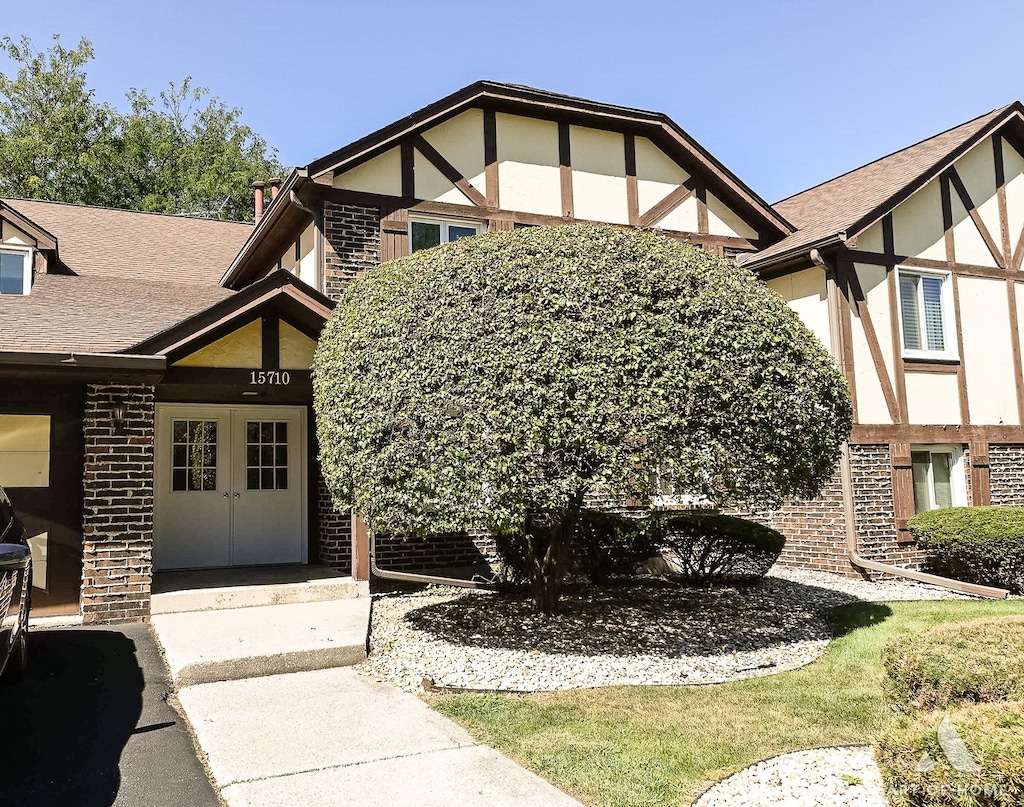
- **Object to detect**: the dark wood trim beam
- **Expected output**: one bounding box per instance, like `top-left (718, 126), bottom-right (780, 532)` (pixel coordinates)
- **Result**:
top-left (637, 178), bottom-right (696, 229)
top-left (483, 109), bottom-right (499, 208)
top-left (853, 424), bottom-right (1024, 443)
top-left (695, 181), bottom-right (709, 235)
top-left (995, 134), bottom-right (1012, 261)
top-left (902, 360), bottom-right (960, 374)
top-left (262, 316), bottom-right (280, 371)
top-left (947, 168), bottom-right (1006, 269)
top-left (412, 134), bottom-right (487, 207)
top-left (841, 248), bottom-right (1016, 281)
top-left (971, 443), bottom-right (992, 506)
top-left (558, 121), bottom-right (573, 218)
top-left (1006, 277), bottom-right (1024, 425)
top-left (886, 263), bottom-right (909, 423)
top-left (950, 273), bottom-right (971, 424)
top-left (940, 173), bottom-right (955, 264)
top-left (401, 141), bottom-right (415, 199)
top-left (845, 262), bottom-right (900, 423)
top-left (624, 132), bottom-right (639, 227)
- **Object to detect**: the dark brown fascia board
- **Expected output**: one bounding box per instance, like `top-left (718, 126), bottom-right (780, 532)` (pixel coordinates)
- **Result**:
top-left (743, 232), bottom-right (847, 276)
top-left (0, 201), bottom-right (58, 250)
top-left (133, 269), bottom-right (334, 356)
top-left (0, 350), bottom-right (165, 382)
top-left (219, 169), bottom-right (312, 288)
top-left (303, 81), bottom-right (792, 241)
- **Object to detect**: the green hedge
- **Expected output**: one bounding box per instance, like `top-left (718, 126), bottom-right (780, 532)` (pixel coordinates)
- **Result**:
top-left (650, 512), bottom-right (785, 584)
top-left (876, 701), bottom-right (1024, 807)
top-left (908, 507), bottom-right (1024, 593)
top-left (882, 616), bottom-right (1024, 712)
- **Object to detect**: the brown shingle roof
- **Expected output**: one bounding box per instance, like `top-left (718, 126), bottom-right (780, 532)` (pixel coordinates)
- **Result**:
top-left (0, 274), bottom-right (233, 354)
top-left (747, 104), bottom-right (1019, 269)
top-left (1, 199), bottom-right (252, 284)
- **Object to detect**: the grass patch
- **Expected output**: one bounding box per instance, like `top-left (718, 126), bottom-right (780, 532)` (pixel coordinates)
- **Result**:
top-left (433, 599), bottom-right (1024, 806)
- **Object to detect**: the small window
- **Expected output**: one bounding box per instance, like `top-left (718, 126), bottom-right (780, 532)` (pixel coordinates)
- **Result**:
top-left (171, 420), bottom-right (218, 492)
top-left (897, 268), bottom-right (956, 359)
top-left (245, 421), bottom-right (288, 490)
top-left (910, 445), bottom-right (965, 512)
top-left (0, 249), bottom-right (31, 296)
top-left (409, 218), bottom-right (483, 252)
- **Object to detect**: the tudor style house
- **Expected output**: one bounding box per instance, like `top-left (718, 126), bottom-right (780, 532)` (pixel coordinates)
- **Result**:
top-left (745, 102), bottom-right (1024, 579)
top-left (0, 82), bottom-right (790, 622)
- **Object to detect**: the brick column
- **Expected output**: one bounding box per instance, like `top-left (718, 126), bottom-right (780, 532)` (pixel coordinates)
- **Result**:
top-left (81, 384), bottom-right (155, 623)
top-left (317, 474), bottom-right (353, 570)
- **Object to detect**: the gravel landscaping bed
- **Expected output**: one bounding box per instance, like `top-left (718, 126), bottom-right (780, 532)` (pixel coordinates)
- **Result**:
top-left (693, 746), bottom-right (888, 807)
top-left (357, 567), bottom-right (970, 694)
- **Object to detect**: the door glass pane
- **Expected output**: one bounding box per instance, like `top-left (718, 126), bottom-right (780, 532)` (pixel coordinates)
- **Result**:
top-left (245, 421), bottom-right (288, 490)
top-left (911, 451), bottom-right (931, 512)
top-left (932, 452), bottom-right (954, 509)
top-left (411, 222), bottom-right (441, 252)
top-left (171, 420), bottom-right (217, 492)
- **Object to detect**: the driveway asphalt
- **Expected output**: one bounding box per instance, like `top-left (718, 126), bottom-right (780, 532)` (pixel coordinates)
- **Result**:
top-left (0, 622), bottom-right (220, 807)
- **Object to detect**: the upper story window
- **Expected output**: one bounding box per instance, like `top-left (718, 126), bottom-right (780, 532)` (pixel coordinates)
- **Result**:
top-left (910, 445), bottom-right (966, 513)
top-left (409, 217), bottom-right (483, 253)
top-left (0, 248), bottom-right (32, 296)
top-left (897, 267), bottom-right (956, 360)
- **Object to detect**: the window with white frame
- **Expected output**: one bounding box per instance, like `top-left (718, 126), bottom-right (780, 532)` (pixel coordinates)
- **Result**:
top-left (897, 268), bottom-right (956, 359)
top-left (409, 217), bottom-right (483, 252)
top-left (910, 445), bottom-right (966, 513)
top-left (0, 248), bottom-right (32, 295)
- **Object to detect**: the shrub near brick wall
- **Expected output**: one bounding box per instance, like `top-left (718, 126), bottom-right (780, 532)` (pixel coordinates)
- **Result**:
top-left (81, 384), bottom-right (155, 623)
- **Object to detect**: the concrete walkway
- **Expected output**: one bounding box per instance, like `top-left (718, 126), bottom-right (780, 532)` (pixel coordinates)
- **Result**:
top-left (152, 578), bottom-right (583, 806)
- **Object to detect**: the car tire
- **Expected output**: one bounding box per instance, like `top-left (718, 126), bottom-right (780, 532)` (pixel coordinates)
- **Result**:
top-left (7, 582), bottom-right (29, 681)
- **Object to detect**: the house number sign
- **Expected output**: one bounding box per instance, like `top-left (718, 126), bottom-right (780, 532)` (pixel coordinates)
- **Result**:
top-left (250, 370), bottom-right (291, 385)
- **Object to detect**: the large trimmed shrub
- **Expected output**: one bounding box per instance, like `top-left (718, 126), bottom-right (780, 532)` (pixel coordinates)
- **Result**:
top-left (882, 616), bottom-right (1024, 713)
top-left (314, 224), bottom-right (851, 612)
top-left (650, 512), bottom-right (785, 584)
top-left (876, 701), bottom-right (1024, 807)
top-left (908, 507), bottom-right (1024, 593)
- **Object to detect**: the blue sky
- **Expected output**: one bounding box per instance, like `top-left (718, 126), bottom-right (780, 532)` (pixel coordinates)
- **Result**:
top-left (4, 0), bottom-right (1024, 203)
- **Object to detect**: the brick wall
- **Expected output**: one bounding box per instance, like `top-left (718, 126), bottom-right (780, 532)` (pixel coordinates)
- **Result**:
top-left (323, 202), bottom-right (379, 301)
top-left (317, 474), bottom-right (352, 569)
top-left (989, 444), bottom-right (1024, 506)
top-left (375, 529), bottom-right (497, 571)
top-left (81, 384), bottom-right (155, 623)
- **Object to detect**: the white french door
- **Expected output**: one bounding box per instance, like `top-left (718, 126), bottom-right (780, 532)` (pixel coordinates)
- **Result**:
top-left (154, 404), bottom-right (306, 570)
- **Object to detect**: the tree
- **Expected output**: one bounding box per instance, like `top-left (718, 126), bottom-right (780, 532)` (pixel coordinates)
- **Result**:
top-left (0, 35), bottom-right (281, 220)
top-left (0, 36), bottom-right (122, 206)
top-left (314, 225), bottom-right (852, 613)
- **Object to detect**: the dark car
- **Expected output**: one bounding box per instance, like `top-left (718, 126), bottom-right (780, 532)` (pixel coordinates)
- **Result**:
top-left (0, 485), bottom-right (31, 680)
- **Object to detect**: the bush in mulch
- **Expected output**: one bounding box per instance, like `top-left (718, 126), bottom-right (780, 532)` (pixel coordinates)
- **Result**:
top-left (908, 506), bottom-right (1024, 593)
top-left (876, 701), bottom-right (1024, 807)
top-left (881, 616), bottom-right (1024, 713)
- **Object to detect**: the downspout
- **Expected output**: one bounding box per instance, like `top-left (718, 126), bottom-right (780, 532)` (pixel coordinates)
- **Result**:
top-left (815, 248), bottom-right (1008, 599)
top-left (369, 530), bottom-right (502, 591)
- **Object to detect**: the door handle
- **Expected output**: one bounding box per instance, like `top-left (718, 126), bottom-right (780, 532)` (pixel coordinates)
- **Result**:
top-left (223, 492), bottom-right (229, 499)
top-left (234, 492), bottom-right (241, 499)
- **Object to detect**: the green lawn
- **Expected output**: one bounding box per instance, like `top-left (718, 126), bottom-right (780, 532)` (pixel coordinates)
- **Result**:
top-left (433, 599), bottom-right (1024, 807)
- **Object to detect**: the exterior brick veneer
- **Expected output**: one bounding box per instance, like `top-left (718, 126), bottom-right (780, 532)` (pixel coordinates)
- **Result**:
top-left (757, 444), bottom-right (930, 578)
top-left (323, 202), bottom-right (379, 301)
top-left (81, 384), bottom-right (155, 623)
top-left (989, 444), bottom-right (1024, 506)
top-left (375, 530), bottom-right (498, 572)
top-left (317, 474), bottom-right (352, 569)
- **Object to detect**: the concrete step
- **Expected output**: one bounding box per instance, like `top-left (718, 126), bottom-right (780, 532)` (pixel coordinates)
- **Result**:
top-left (152, 598), bottom-right (371, 687)
top-left (152, 572), bottom-right (368, 615)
